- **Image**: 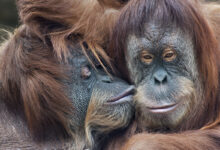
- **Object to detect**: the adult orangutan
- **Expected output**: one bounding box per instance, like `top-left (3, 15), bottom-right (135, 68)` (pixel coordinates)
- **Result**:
top-left (0, 0), bottom-right (134, 149)
top-left (0, 34), bottom-right (133, 150)
top-left (104, 0), bottom-right (220, 149)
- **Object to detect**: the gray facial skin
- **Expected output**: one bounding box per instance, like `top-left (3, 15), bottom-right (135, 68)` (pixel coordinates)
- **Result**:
top-left (126, 23), bottom-right (203, 131)
top-left (66, 45), bottom-right (133, 131)
top-left (64, 45), bottom-right (134, 149)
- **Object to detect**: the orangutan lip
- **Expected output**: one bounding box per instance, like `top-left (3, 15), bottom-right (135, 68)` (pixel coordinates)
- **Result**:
top-left (147, 103), bottom-right (178, 113)
top-left (106, 86), bottom-right (135, 104)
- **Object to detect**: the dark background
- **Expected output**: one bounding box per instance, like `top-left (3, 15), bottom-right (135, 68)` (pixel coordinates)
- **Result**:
top-left (0, 0), bottom-right (219, 28)
top-left (0, 0), bottom-right (19, 28)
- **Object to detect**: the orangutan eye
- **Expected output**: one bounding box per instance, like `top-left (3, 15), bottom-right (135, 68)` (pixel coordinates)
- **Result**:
top-left (81, 66), bottom-right (91, 79)
top-left (163, 48), bottom-right (177, 62)
top-left (140, 51), bottom-right (154, 64)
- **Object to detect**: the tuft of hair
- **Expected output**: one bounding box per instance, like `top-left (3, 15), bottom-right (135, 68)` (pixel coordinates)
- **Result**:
top-left (108, 0), bottom-right (220, 128)
top-left (98, 0), bottom-right (128, 8)
top-left (0, 26), bottom-right (73, 140)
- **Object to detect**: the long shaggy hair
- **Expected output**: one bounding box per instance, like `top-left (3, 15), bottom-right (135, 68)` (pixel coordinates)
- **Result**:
top-left (203, 2), bottom-right (220, 48)
top-left (0, 0), bottom-right (127, 140)
top-left (0, 26), bottom-right (72, 139)
top-left (17, 0), bottom-right (125, 60)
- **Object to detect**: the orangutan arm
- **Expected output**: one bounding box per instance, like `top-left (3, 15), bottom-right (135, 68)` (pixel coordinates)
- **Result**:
top-left (121, 126), bottom-right (220, 150)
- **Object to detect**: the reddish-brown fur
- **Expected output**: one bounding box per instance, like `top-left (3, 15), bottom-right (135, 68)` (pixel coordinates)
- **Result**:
top-left (122, 126), bottom-right (220, 150)
top-left (106, 0), bottom-right (220, 149)
top-left (16, 0), bottom-right (124, 60)
top-left (1, 0), bottom-right (220, 149)
top-left (0, 25), bottom-right (72, 139)
top-left (0, 0), bottom-right (125, 141)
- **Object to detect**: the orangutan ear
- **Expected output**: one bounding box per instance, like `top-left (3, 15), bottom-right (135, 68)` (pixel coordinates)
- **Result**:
top-left (98, 0), bottom-right (128, 8)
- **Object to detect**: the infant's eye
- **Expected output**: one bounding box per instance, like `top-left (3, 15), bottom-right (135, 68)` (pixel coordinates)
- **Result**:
top-left (162, 48), bottom-right (177, 62)
top-left (81, 66), bottom-right (91, 79)
top-left (140, 50), bottom-right (154, 64)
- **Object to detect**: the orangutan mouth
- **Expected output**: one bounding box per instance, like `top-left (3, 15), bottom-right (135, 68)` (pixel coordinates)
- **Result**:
top-left (146, 103), bottom-right (179, 114)
top-left (106, 86), bottom-right (135, 104)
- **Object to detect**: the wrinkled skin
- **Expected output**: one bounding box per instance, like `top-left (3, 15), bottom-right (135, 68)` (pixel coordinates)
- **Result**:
top-left (126, 23), bottom-right (202, 131)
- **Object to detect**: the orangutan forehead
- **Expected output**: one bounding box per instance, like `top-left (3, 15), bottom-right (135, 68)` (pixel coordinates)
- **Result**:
top-left (127, 24), bottom-right (193, 53)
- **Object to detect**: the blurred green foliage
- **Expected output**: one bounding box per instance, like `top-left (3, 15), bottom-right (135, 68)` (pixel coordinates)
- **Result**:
top-left (0, 0), bottom-right (18, 28)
